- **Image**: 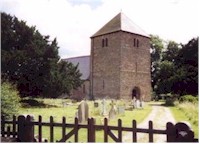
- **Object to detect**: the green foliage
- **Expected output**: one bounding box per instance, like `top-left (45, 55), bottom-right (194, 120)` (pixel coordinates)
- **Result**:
top-left (1, 12), bottom-right (82, 98)
top-left (172, 38), bottom-right (198, 95)
top-left (42, 61), bottom-right (83, 98)
top-left (164, 97), bottom-right (175, 106)
top-left (162, 41), bottom-right (180, 62)
top-left (179, 95), bottom-right (198, 103)
top-left (150, 34), bottom-right (164, 62)
top-left (156, 61), bottom-right (175, 94)
top-left (150, 35), bottom-right (164, 92)
top-left (150, 34), bottom-right (198, 96)
top-left (170, 102), bottom-right (199, 138)
top-left (1, 82), bottom-right (21, 119)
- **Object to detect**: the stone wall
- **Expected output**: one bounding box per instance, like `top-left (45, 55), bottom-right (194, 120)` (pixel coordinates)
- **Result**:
top-left (71, 80), bottom-right (90, 101)
top-left (120, 32), bottom-right (151, 101)
top-left (90, 31), bottom-right (151, 101)
top-left (90, 32), bottom-right (121, 99)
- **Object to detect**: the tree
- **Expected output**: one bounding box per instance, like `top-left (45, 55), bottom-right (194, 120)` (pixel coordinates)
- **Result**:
top-left (155, 60), bottom-right (175, 94)
top-left (162, 41), bottom-right (180, 62)
top-left (150, 34), bottom-right (198, 96)
top-left (42, 61), bottom-right (83, 98)
top-left (154, 41), bottom-right (180, 94)
top-left (150, 34), bottom-right (164, 62)
top-left (1, 82), bottom-right (21, 119)
top-left (150, 35), bottom-right (164, 92)
top-left (1, 12), bottom-right (82, 98)
top-left (172, 37), bottom-right (198, 96)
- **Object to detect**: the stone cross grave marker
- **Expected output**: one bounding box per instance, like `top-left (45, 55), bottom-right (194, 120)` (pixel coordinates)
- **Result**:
top-left (77, 100), bottom-right (89, 123)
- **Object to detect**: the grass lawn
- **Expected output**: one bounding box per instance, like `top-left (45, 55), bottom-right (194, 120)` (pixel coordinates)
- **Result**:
top-left (169, 102), bottom-right (199, 138)
top-left (18, 98), bottom-right (152, 142)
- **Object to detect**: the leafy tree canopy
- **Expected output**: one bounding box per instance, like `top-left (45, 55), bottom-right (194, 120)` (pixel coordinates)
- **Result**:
top-left (1, 12), bottom-right (83, 98)
top-left (150, 34), bottom-right (198, 97)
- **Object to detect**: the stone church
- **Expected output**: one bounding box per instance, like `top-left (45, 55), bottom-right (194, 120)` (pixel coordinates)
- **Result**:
top-left (63, 12), bottom-right (151, 101)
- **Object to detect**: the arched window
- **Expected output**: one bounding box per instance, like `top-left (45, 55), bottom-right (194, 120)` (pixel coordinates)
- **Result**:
top-left (105, 38), bottom-right (108, 47)
top-left (132, 86), bottom-right (141, 100)
top-left (102, 39), bottom-right (105, 47)
top-left (137, 39), bottom-right (139, 47)
top-left (133, 38), bottom-right (136, 47)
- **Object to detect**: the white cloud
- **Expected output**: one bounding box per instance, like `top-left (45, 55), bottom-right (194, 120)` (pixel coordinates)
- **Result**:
top-left (1, 0), bottom-right (199, 58)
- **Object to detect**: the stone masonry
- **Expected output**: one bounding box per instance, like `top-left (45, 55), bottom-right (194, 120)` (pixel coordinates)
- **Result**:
top-left (90, 12), bottom-right (151, 101)
top-left (64, 12), bottom-right (152, 101)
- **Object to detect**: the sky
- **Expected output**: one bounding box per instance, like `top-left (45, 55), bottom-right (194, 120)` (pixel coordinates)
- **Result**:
top-left (1, 0), bottom-right (199, 58)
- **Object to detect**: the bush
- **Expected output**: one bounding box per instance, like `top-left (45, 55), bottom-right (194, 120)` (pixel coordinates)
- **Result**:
top-left (179, 95), bottom-right (198, 103)
top-left (1, 82), bottom-right (21, 119)
top-left (165, 97), bottom-right (175, 106)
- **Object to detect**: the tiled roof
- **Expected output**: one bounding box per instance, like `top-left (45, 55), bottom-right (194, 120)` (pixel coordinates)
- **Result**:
top-left (62, 56), bottom-right (90, 80)
top-left (91, 12), bottom-right (149, 38)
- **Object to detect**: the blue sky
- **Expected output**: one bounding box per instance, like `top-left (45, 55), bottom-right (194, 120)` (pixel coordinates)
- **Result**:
top-left (68, 0), bottom-right (103, 9)
top-left (1, 0), bottom-right (199, 58)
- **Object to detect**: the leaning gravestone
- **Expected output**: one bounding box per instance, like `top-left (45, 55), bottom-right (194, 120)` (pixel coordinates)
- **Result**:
top-left (77, 100), bottom-right (89, 123)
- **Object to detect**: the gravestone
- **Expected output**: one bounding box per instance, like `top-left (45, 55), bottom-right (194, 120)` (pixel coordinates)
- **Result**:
top-left (132, 97), bottom-right (136, 109)
top-left (94, 102), bottom-right (99, 108)
top-left (62, 101), bottom-right (67, 107)
top-left (101, 99), bottom-right (107, 116)
top-left (75, 111), bottom-right (78, 118)
top-left (140, 100), bottom-right (144, 108)
top-left (135, 100), bottom-right (140, 109)
top-left (109, 107), bottom-right (117, 119)
top-left (109, 100), bottom-right (117, 119)
top-left (117, 100), bottom-right (125, 115)
top-left (93, 101), bottom-right (100, 116)
top-left (118, 106), bottom-right (125, 115)
top-left (77, 100), bottom-right (89, 123)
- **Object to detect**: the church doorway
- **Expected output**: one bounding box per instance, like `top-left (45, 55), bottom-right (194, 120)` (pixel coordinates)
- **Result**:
top-left (132, 86), bottom-right (141, 100)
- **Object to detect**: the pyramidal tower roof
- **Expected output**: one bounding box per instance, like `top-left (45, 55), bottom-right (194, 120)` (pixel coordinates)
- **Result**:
top-left (91, 12), bottom-right (149, 38)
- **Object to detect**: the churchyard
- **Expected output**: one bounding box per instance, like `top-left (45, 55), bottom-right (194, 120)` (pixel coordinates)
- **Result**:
top-left (15, 98), bottom-right (198, 141)
top-left (18, 98), bottom-right (152, 142)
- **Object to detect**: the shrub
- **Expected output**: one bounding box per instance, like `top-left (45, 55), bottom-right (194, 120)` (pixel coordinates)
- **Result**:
top-left (179, 95), bottom-right (198, 103)
top-left (1, 82), bottom-right (21, 119)
top-left (165, 97), bottom-right (175, 106)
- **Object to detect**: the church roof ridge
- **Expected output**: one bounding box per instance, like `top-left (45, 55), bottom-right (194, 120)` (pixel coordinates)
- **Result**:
top-left (62, 55), bottom-right (90, 60)
top-left (91, 12), bottom-right (149, 38)
top-left (62, 55), bottom-right (90, 80)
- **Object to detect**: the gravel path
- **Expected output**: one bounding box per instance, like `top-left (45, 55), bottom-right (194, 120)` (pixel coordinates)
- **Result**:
top-left (123, 102), bottom-right (176, 143)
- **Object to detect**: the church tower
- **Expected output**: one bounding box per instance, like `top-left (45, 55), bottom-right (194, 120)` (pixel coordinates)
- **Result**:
top-left (90, 12), bottom-right (151, 101)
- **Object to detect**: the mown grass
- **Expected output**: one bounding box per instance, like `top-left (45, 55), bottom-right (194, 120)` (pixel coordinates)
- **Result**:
top-left (169, 102), bottom-right (199, 138)
top-left (18, 98), bottom-right (152, 142)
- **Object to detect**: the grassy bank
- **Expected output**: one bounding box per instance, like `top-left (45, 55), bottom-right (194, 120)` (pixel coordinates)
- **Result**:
top-left (18, 98), bottom-right (152, 142)
top-left (169, 102), bottom-right (199, 138)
